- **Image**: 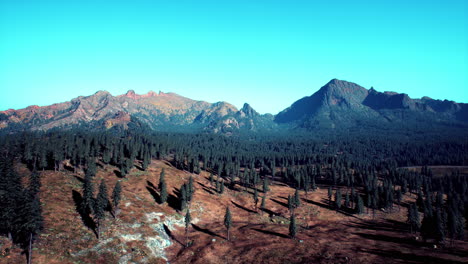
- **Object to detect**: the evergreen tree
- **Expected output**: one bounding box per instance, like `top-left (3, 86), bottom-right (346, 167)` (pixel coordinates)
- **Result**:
top-left (289, 213), bottom-right (297, 239)
top-left (158, 168), bottom-right (168, 204)
top-left (219, 180), bottom-right (225, 194)
top-left (18, 172), bottom-right (44, 264)
top-left (253, 187), bottom-right (259, 211)
top-left (94, 179), bottom-right (109, 239)
top-left (158, 168), bottom-right (166, 190)
top-left (209, 172), bottom-right (214, 186)
top-left (261, 195), bottom-right (266, 211)
top-left (335, 189), bottom-right (342, 210)
top-left (345, 193), bottom-right (350, 209)
top-left (185, 209), bottom-right (191, 247)
top-left (434, 208), bottom-right (445, 244)
top-left (328, 186), bottom-right (332, 207)
top-left (263, 177), bottom-right (270, 193)
top-left (188, 175), bottom-right (194, 202)
top-left (356, 195), bottom-right (364, 214)
top-left (111, 181), bottom-right (122, 217)
top-left (82, 167), bottom-right (95, 215)
top-left (287, 195), bottom-right (293, 213)
top-left (180, 183), bottom-right (187, 211)
top-left (395, 189), bottom-right (402, 211)
top-left (407, 203), bottom-right (420, 234)
top-left (224, 207), bottom-right (232, 241)
top-left (293, 189), bottom-right (301, 209)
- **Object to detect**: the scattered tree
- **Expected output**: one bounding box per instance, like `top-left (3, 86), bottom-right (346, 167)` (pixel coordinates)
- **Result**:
top-left (224, 206), bottom-right (232, 241)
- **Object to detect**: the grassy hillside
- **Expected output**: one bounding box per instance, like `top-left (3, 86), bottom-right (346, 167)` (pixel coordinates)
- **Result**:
top-left (1, 159), bottom-right (467, 264)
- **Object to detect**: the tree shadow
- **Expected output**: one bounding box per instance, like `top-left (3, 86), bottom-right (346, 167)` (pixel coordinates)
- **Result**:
top-left (197, 182), bottom-right (215, 195)
top-left (353, 232), bottom-right (425, 247)
top-left (304, 198), bottom-right (356, 217)
top-left (64, 164), bottom-right (75, 172)
top-left (74, 175), bottom-right (84, 183)
top-left (167, 194), bottom-right (181, 211)
top-left (361, 248), bottom-right (466, 264)
top-left (346, 219), bottom-right (409, 233)
top-left (231, 201), bottom-right (257, 214)
top-left (191, 224), bottom-right (223, 239)
top-left (270, 198), bottom-right (288, 208)
top-left (146, 186), bottom-right (161, 204)
top-left (147, 180), bottom-right (158, 190)
top-left (163, 224), bottom-right (184, 247)
top-left (71, 190), bottom-right (97, 238)
top-left (251, 228), bottom-right (289, 239)
top-left (113, 170), bottom-right (123, 178)
top-left (260, 207), bottom-right (281, 218)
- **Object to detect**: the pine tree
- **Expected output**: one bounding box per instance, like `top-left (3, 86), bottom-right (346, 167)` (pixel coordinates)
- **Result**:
top-left (289, 213), bottom-right (297, 239)
top-left (219, 180), bottom-right (225, 194)
top-left (158, 169), bottom-right (168, 204)
top-left (356, 195), bottom-right (364, 214)
top-left (287, 195), bottom-right (293, 214)
top-left (328, 186), bottom-right (332, 207)
top-left (158, 168), bottom-right (166, 190)
top-left (185, 209), bottom-right (191, 247)
top-left (345, 193), bottom-right (350, 209)
top-left (19, 174), bottom-right (44, 264)
top-left (180, 183), bottom-right (187, 211)
top-left (335, 189), bottom-right (342, 211)
top-left (434, 208), bottom-right (445, 244)
top-left (407, 203), bottom-right (420, 234)
top-left (396, 189), bottom-right (402, 211)
top-left (263, 177), bottom-right (270, 193)
top-left (112, 181), bottom-right (122, 217)
top-left (94, 179), bottom-right (109, 239)
top-left (253, 187), bottom-right (259, 211)
top-left (209, 172), bottom-right (214, 186)
top-left (293, 189), bottom-right (301, 209)
top-left (82, 167), bottom-right (95, 215)
top-left (224, 207), bottom-right (232, 241)
top-left (261, 195), bottom-right (266, 211)
top-left (188, 175), bottom-right (194, 202)
top-left (0, 157), bottom-right (23, 240)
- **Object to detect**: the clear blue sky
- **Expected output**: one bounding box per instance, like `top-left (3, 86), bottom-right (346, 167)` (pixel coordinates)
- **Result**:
top-left (1, 0), bottom-right (467, 114)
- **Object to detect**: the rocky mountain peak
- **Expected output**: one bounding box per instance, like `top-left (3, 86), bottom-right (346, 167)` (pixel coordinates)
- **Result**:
top-left (240, 103), bottom-right (258, 117)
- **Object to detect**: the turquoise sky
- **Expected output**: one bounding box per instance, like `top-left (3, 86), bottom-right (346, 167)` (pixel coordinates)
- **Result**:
top-left (1, 0), bottom-right (467, 114)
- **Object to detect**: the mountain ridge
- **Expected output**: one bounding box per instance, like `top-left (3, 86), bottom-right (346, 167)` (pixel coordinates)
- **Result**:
top-left (1, 79), bottom-right (467, 133)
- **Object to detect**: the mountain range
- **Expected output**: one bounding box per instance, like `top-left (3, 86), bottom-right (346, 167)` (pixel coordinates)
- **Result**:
top-left (1, 79), bottom-right (467, 134)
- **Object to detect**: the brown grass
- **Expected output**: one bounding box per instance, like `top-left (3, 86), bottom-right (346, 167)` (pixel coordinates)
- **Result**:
top-left (0, 161), bottom-right (466, 264)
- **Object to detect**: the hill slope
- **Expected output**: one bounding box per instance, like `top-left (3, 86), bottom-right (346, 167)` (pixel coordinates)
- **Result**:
top-left (1, 79), bottom-right (467, 134)
top-left (275, 79), bottom-right (468, 129)
top-left (0, 90), bottom-right (273, 133)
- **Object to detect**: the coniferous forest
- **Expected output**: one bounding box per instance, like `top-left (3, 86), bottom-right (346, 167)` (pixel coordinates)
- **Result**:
top-left (0, 125), bottom-right (467, 263)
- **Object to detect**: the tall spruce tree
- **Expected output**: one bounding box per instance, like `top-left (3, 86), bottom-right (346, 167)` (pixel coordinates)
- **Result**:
top-left (253, 187), bottom-right (259, 211)
top-left (82, 166), bottom-right (95, 215)
top-left (94, 179), bottom-right (109, 239)
top-left (224, 206), bottom-right (232, 241)
top-left (356, 195), bottom-right (364, 214)
top-left (185, 209), bottom-right (191, 247)
top-left (407, 203), bottom-right (420, 234)
top-left (335, 189), bottom-right (342, 211)
top-left (112, 181), bottom-right (122, 217)
top-left (261, 195), bottom-right (266, 212)
top-left (293, 189), bottom-right (301, 209)
top-left (159, 168), bottom-right (166, 190)
top-left (289, 213), bottom-right (297, 239)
